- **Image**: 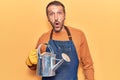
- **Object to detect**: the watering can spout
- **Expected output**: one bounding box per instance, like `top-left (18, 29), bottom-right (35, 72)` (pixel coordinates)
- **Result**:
top-left (52, 53), bottom-right (71, 71)
top-left (52, 59), bottom-right (64, 71)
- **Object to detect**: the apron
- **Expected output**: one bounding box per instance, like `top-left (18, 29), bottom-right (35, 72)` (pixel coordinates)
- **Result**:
top-left (42, 26), bottom-right (79, 80)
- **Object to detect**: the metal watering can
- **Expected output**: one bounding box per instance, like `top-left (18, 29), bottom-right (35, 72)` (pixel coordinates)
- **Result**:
top-left (36, 43), bottom-right (71, 77)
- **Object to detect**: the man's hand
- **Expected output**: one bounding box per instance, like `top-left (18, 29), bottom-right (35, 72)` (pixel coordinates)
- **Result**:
top-left (25, 49), bottom-right (38, 67)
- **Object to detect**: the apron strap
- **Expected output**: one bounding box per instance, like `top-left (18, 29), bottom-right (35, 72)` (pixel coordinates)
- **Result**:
top-left (64, 26), bottom-right (72, 40)
top-left (50, 26), bottom-right (72, 40)
top-left (50, 29), bottom-right (53, 40)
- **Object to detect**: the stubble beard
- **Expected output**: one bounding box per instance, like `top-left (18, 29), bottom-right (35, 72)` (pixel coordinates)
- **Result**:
top-left (53, 25), bottom-right (64, 33)
top-left (51, 21), bottom-right (64, 33)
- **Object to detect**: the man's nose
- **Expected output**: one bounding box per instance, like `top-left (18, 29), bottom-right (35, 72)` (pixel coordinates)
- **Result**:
top-left (54, 13), bottom-right (58, 20)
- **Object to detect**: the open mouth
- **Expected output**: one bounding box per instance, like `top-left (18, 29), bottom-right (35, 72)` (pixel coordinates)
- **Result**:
top-left (55, 22), bottom-right (59, 26)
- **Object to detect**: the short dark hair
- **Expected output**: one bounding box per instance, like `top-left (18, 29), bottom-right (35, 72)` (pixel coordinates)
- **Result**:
top-left (46, 1), bottom-right (65, 16)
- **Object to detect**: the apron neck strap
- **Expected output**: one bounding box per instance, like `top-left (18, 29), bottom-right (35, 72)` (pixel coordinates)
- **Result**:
top-left (50, 26), bottom-right (72, 40)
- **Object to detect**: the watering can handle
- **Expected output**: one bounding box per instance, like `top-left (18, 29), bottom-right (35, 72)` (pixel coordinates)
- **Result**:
top-left (37, 43), bottom-right (54, 56)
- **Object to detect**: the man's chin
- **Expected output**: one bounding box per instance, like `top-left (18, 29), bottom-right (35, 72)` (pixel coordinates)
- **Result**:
top-left (53, 28), bottom-right (62, 33)
top-left (52, 25), bottom-right (63, 33)
top-left (54, 29), bottom-right (61, 33)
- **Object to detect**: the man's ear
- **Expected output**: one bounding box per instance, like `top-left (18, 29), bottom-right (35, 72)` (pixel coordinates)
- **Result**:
top-left (62, 14), bottom-right (65, 21)
top-left (47, 16), bottom-right (50, 21)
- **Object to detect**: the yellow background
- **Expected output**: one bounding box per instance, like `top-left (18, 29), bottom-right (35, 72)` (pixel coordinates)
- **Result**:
top-left (0, 0), bottom-right (120, 80)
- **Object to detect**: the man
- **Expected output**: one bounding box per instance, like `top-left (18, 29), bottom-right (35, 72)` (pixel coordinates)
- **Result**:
top-left (26, 1), bottom-right (94, 80)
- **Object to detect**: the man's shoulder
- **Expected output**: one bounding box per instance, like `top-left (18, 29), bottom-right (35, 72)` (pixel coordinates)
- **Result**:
top-left (68, 26), bottom-right (84, 35)
top-left (38, 30), bottom-right (52, 42)
top-left (41, 30), bottom-right (51, 37)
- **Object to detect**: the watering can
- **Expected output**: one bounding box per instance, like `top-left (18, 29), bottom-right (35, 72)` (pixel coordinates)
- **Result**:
top-left (36, 43), bottom-right (71, 77)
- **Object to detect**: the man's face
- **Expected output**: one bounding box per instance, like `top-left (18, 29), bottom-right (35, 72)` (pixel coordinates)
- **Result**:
top-left (47, 5), bottom-right (65, 32)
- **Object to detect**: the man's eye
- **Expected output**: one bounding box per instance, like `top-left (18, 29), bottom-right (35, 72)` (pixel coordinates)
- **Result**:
top-left (49, 13), bottom-right (54, 16)
top-left (58, 12), bottom-right (62, 14)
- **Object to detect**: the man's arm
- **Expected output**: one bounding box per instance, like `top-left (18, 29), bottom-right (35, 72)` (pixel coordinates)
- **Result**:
top-left (80, 32), bottom-right (94, 80)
